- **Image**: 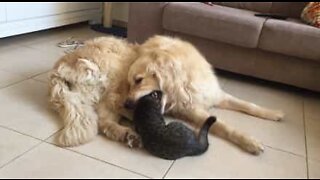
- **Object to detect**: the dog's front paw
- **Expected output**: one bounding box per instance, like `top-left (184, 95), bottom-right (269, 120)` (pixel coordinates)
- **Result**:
top-left (264, 110), bottom-right (285, 121)
top-left (125, 130), bottom-right (142, 148)
top-left (271, 110), bottom-right (285, 121)
top-left (243, 137), bottom-right (264, 155)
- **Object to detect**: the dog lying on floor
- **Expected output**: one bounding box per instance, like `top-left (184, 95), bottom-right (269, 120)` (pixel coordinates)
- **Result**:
top-left (49, 35), bottom-right (283, 155)
top-left (124, 35), bottom-right (284, 155)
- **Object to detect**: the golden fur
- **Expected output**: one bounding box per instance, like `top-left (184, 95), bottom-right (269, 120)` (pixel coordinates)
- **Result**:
top-left (126, 35), bottom-right (284, 155)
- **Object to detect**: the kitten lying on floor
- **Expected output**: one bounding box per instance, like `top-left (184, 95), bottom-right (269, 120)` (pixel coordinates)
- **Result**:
top-left (133, 90), bottom-right (216, 160)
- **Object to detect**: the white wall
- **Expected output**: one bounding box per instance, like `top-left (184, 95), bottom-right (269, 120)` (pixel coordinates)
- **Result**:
top-left (0, 2), bottom-right (102, 38)
top-left (0, 4), bottom-right (6, 23)
top-left (111, 3), bottom-right (129, 22)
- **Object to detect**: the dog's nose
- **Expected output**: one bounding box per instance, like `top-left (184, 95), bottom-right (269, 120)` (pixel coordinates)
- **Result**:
top-left (124, 99), bottom-right (135, 109)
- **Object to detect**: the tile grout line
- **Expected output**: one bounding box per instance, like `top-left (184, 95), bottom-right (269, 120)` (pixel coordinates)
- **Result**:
top-left (0, 127), bottom-right (63, 170)
top-left (302, 99), bottom-right (310, 179)
top-left (0, 70), bottom-right (50, 91)
top-left (43, 140), bottom-right (152, 179)
top-left (162, 160), bottom-right (175, 179)
top-left (32, 79), bottom-right (48, 84)
top-left (0, 127), bottom-right (151, 178)
top-left (0, 140), bottom-right (44, 170)
top-left (0, 78), bottom-right (31, 91)
top-left (44, 128), bottom-right (64, 142)
top-left (27, 70), bottom-right (51, 80)
top-left (29, 70), bottom-right (51, 83)
top-left (0, 125), bottom-right (63, 145)
top-left (0, 125), bottom-right (45, 142)
top-left (44, 129), bottom-right (152, 178)
top-left (263, 144), bottom-right (306, 158)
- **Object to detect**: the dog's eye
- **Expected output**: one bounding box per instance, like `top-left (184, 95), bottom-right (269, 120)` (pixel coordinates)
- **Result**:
top-left (135, 78), bottom-right (143, 85)
top-left (152, 73), bottom-right (156, 78)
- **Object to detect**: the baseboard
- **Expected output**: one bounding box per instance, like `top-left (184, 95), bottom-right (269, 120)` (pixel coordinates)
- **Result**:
top-left (112, 19), bottom-right (127, 28)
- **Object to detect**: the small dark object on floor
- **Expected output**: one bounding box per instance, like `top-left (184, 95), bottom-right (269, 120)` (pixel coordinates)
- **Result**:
top-left (202, 2), bottom-right (214, 6)
top-left (133, 90), bottom-right (216, 160)
top-left (90, 24), bottom-right (127, 38)
top-left (254, 13), bottom-right (288, 20)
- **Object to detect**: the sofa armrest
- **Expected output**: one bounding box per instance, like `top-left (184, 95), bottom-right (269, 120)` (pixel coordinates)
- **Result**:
top-left (128, 2), bottom-right (168, 43)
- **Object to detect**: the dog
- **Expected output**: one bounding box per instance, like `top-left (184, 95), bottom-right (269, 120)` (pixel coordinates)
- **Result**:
top-left (125, 35), bottom-right (284, 155)
top-left (49, 36), bottom-right (141, 148)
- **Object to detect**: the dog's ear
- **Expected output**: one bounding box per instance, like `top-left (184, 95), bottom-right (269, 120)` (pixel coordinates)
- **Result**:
top-left (146, 63), bottom-right (164, 90)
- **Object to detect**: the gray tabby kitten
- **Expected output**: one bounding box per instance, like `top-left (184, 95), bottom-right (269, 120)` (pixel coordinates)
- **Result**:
top-left (133, 90), bottom-right (216, 160)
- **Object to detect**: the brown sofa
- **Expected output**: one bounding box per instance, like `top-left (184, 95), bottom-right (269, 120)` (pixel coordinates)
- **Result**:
top-left (127, 2), bottom-right (320, 92)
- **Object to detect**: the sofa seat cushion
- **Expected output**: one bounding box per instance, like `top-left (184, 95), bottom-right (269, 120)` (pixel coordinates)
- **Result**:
top-left (162, 3), bottom-right (266, 48)
top-left (259, 18), bottom-right (320, 62)
top-left (212, 2), bottom-right (307, 18)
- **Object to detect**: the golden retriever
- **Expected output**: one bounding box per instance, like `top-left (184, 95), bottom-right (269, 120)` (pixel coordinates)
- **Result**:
top-left (125, 35), bottom-right (284, 155)
top-left (49, 36), bottom-right (141, 147)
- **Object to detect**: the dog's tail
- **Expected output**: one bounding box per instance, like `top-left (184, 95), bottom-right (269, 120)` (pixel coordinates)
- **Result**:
top-left (49, 69), bottom-right (98, 147)
top-left (192, 116), bottom-right (216, 155)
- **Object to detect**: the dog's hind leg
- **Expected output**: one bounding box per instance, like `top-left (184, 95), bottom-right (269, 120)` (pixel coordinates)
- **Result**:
top-left (216, 92), bottom-right (284, 121)
top-left (172, 106), bottom-right (264, 155)
top-left (50, 76), bottom-right (98, 147)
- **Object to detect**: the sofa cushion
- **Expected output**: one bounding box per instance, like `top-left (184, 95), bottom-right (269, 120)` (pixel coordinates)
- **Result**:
top-left (259, 18), bottom-right (320, 62)
top-left (212, 2), bottom-right (272, 14)
top-left (162, 3), bottom-right (266, 48)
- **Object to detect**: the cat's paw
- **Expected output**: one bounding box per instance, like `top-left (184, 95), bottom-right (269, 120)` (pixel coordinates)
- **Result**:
top-left (125, 130), bottom-right (142, 148)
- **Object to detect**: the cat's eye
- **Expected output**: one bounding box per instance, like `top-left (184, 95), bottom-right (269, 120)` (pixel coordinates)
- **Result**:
top-left (135, 77), bottom-right (143, 85)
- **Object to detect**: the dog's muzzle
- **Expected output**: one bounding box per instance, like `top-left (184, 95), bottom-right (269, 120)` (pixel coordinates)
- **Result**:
top-left (124, 99), bottom-right (135, 109)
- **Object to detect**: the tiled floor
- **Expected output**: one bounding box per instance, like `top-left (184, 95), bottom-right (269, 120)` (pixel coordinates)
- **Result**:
top-left (0, 23), bottom-right (319, 178)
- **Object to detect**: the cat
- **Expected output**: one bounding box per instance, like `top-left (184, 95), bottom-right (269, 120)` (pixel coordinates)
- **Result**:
top-left (133, 90), bottom-right (216, 160)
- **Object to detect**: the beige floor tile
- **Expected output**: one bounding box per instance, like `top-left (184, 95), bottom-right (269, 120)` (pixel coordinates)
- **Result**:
top-left (0, 70), bottom-right (26, 88)
top-left (0, 46), bottom-right (60, 77)
top-left (309, 159), bottom-right (320, 179)
top-left (0, 43), bottom-right (22, 54)
top-left (165, 137), bottom-right (307, 178)
top-left (214, 77), bottom-right (305, 156)
top-left (0, 127), bottom-right (40, 167)
top-left (0, 143), bottom-right (145, 178)
top-left (24, 25), bottom-right (107, 57)
top-left (306, 117), bottom-right (320, 161)
top-left (0, 79), bottom-right (62, 140)
top-left (0, 23), bottom-right (89, 48)
top-left (304, 93), bottom-right (320, 121)
top-left (47, 135), bottom-right (173, 178)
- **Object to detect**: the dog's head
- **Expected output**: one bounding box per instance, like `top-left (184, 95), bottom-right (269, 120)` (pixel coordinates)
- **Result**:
top-left (124, 54), bottom-right (165, 111)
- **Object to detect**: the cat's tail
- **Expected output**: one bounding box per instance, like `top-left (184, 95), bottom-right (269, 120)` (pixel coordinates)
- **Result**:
top-left (192, 116), bottom-right (216, 155)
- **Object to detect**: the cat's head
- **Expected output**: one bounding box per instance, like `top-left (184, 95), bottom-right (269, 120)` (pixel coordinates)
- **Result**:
top-left (137, 90), bottom-right (166, 114)
top-left (143, 90), bottom-right (163, 106)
